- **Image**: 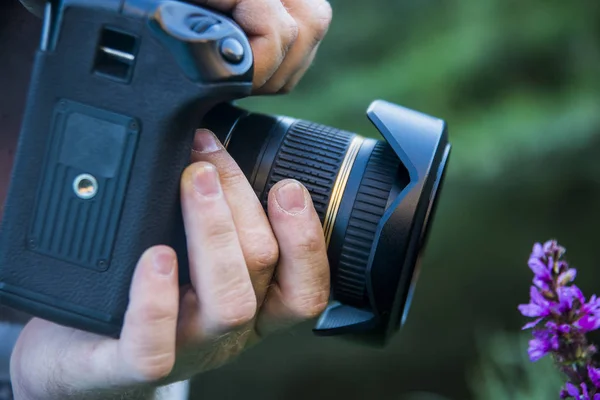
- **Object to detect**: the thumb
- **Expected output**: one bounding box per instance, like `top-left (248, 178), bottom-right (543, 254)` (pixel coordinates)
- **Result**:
top-left (89, 245), bottom-right (181, 388)
top-left (10, 246), bottom-right (180, 398)
top-left (116, 245), bottom-right (180, 384)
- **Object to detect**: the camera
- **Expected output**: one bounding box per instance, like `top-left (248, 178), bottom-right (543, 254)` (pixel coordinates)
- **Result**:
top-left (0, 0), bottom-right (450, 346)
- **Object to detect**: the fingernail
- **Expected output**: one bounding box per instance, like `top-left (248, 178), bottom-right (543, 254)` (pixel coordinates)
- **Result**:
top-left (193, 163), bottom-right (221, 197)
top-left (193, 129), bottom-right (222, 153)
top-left (153, 249), bottom-right (174, 276)
top-left (275, 181), bottom-right (307, 214)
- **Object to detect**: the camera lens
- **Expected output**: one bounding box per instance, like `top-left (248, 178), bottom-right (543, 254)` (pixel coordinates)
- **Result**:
top-left (200, 101), bottom-right (450, 346)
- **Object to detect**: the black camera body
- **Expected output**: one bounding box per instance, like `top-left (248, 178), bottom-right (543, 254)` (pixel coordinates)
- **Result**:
top-left (0, 0), bottom-right (451, 346)
top-left (0, 0), bottom-right (253, 335)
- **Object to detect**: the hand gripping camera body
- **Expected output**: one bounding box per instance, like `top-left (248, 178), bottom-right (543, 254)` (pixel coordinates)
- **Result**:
top-left (0, 0), bottom-right (451, 347)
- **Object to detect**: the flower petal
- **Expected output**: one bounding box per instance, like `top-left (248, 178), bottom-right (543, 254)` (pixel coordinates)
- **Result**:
top-left (542, 240), bottom-right (556, 254)
top-left (558, 269), bottom-right (577, 286)
top-left (543, 240), bottom-right (566, 257)
top-left (571, 285), bottom-right (586, 303)
top-left (575, 315), bottom-right (600, 332)
top-left (557, 260), bottom-right (569, 273)
top-left (527, 347), bottom-right (547, 362)
top-left (582, 295), bottom-right (600, 315)
top-left (557, 286), bottom-right (582, 313)
top-left (566, 382), bottom-right (580, 396)
top-left (519, 303), bottom-right (546, 318)
top-left (581, 382), bottom-right (589, 397)
top-left (522, 317), bottom-right (543, 330)
top-left (588, 365), bottom-right (600, 388)
top-left (531, 243), bottom-right (544, 258)
top-left (528, 337), bottom-right (551, 362)
top-left (550, 335), bottom-right (559, 350)
top-left (528, 258), bottom-right (551, 280)
top-left (533, 276), bottom-right (550, 291)
top-left (558, 324), bottom-right (571, 334)
top-left (530, 286), bottom-right (548, 305)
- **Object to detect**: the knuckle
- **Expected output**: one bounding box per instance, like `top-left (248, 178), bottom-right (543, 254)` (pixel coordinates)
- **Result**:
top-left (297, 229), bottom-right (325, 256)
top-left (246, 236), bottom-right (279, 272)
top-left (204, 218), bottom-right (236, 247)
top-left (212, 286), bottom-right (257, 329)
top-left (131, 353), bottom-right (175, 382)
top-left (277, 83), bottom-right (294, 95)
top-left (282, 15), bottom-right (300, 50)
top-left (311, 0), bottom-right (332, 41)
top-left (129, 302), bottom-right (177, 328)
top-left (287, 290), bottom-right (329, 320)
top-left (218, 165), bottom-right (246, 188)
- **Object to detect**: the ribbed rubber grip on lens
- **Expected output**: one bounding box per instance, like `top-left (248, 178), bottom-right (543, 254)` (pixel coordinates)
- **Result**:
top-left (334, 142), bottom-right (400, 306)
top-left (261, 121), bottom-right (353, 221)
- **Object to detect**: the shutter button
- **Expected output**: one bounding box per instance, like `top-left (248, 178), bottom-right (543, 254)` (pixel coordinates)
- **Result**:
top-left (220, 38), bottom-right (245, 64)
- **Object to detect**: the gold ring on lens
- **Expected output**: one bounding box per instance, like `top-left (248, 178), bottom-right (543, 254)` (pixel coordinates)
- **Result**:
top-left (223, 130), bottom-right (233, 149)
top-left (323, 135), bottom-right (364, 247)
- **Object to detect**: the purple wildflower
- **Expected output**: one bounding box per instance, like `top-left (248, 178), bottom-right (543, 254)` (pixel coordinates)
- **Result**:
top-left (576, 295), bottom-right (600, 332)
top-left (528, 327), bottom-right (559, 361)
top-left (589, 366), bottom-right (600, 388)
top-left (519, 240), bottom-right (600, 399)
top-left (560, 382), bottom-right (600, 400)
top-left (518, 286), bottom-right (552, 319)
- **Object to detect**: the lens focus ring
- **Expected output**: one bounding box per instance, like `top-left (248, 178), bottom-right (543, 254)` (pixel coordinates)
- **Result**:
top-left (261, 121), bottom-right (354, 221)
top-left (334, 142), bottom-right (400, 306)
top-left (260, 119), bottom-right (401, 309)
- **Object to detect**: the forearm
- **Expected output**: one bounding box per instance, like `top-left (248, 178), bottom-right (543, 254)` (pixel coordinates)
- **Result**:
top-left (11, 380), bottom-right (189, 400)
top-left (153, 381), bottom-right (190, 400)
top-left (89, 381), bottom-right (189, 400)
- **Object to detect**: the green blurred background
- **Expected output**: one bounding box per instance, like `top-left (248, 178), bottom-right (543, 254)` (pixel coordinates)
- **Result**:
top-left (191, 0), bottom-right (600, 399)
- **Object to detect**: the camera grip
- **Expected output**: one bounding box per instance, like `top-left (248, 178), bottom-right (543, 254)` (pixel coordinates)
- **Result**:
top-left (0, 61), bottom-right (200, 337)
top-left (0, 0), bottom-right (251, 336)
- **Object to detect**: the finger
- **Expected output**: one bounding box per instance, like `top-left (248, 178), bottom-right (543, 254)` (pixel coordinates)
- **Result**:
top-left (256, 180), bottom-right (330, 337)
top-left (191, 129), bottom-right (279, 308)
top-left (257, 0), bottom-right (332, 94)
top-left (277, 43), bottom-right (320, 94)
top-left (116, 246), bottom-right (180, 383)
top-left (18, 246), bottom-right (182, 394)
top-left (194, 0), bottom-right (299, 91)
top-left (180, 161), bottom-right (257, 337)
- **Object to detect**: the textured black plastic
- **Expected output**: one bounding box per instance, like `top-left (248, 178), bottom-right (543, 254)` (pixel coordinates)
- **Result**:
top-left (28, 100), bottom-right (139, 271)
top-left (260, 121), bottom-right (353, 222)
top-left (334, 142), bottom-right (400, 306)
top-left (0, 1), bottom-right (253, 337)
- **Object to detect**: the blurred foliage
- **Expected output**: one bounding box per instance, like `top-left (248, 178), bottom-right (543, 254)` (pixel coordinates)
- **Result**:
top-left (241, 0), bottom-right (600, 180)
top-left (468, 331), bottom-right (563, 400)
top-left (193, 0), bottom-right (600, 399)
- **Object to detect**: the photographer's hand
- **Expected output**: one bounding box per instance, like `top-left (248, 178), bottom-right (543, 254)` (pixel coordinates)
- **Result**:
top-left (20, 0), bottom-right (332, 94)
top-left (205, 0), bottom-right (333, 93)
top-left (9, 130), bottom-right (330, 399)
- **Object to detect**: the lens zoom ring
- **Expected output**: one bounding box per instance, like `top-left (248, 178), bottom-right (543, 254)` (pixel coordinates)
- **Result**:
top-left (335, 142), bottom-right (400, 306)
top-left (262, 121), bottom-right (353, 221)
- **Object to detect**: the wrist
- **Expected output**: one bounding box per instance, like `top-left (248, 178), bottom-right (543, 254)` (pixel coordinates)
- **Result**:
top-left (10, 382), bottom-right (155, 400)
top-left (11, 381), bottom-right (189, 400)
top-left (153, 380), bottom-right (190, 400)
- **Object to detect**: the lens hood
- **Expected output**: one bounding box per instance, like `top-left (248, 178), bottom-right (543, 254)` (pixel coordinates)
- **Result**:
top-left (312, 100), bottom-right (451, 346)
